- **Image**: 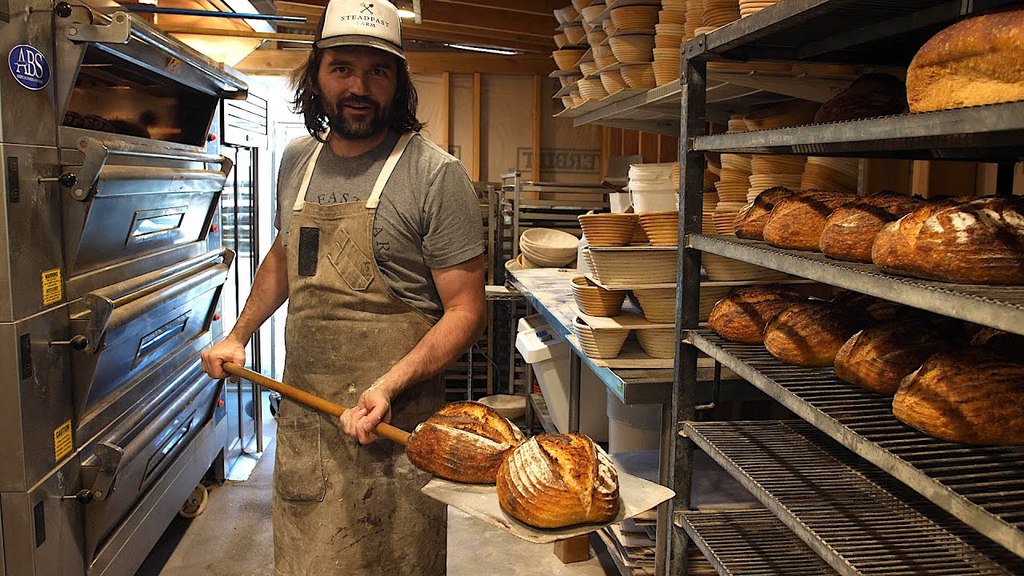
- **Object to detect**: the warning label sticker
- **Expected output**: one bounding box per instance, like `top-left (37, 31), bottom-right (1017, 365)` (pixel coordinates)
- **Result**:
top-left (54, 420), bottom-right (72, 461)
top-left (41, 268), bottom-right (62, 306)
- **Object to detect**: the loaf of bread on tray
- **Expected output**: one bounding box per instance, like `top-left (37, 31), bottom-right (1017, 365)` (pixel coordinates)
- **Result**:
top-left (762, 189), bottom-right (858, 251)
top-left (893, 348), bottom-right (1024, 445)
top-left (814, 73), bottom-right (908, 122)
top-left (707, 285), bottom-right (807, 344)
top-left (496, 433), bottom-right (620, 529)
top-left (906, 8), bottom-right (1024, 113)
top-left (819, 192), bottom-right (923, 262)
top-left (834, 319), bottom-right (949, 395)
top-left (733, 186), bottom-right (798, 240)
top-left (829, 290), bottom-right (905, 322)
top-left (970, 327), bottom-right (1024, 358)
top-left (405, 401), bottom-right (525, 483)
top-left (762, 301), bottom-right (866, 366)
top-left (871, 196), bottom-right (1024, 284)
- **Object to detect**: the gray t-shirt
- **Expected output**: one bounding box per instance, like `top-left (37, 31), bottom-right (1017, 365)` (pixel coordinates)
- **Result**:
top-left (275, 130), bottom-right (484, 318)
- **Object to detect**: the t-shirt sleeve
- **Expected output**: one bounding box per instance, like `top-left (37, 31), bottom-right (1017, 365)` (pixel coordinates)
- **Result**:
top-left (421, 160), bottom-right (485, 269)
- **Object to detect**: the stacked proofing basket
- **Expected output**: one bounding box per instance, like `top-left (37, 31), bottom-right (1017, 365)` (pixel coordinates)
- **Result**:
top-left (628, 162), bottom-right (678, 213)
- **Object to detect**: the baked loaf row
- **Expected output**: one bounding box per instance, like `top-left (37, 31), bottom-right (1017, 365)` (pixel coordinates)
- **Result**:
top-left (707, 286), bottom-right (1024, 445)
top-left (734, 188), bottom-right (1024, 285)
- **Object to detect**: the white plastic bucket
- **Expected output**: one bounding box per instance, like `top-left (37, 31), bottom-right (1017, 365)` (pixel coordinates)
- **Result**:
top-left (606, 395), bottom-right (662, 454)
top-left (629, 162), bottom-right (676, 182)
top-left (630, 187), bottom-right (678, 212)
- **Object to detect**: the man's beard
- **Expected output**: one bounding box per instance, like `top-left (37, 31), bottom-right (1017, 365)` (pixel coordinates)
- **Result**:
top-left (325, 95), bottom-right (388, 140)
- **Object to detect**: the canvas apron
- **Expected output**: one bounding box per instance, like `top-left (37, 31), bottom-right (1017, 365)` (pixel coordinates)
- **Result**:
top-left (273, 132), bottom-right (447, 576)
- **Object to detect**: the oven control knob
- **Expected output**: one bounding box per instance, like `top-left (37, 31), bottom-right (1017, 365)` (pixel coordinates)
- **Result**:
top-left (58, 172), bottom-right (77, 188)
top-left (55, 2), bottom-right (72, 17)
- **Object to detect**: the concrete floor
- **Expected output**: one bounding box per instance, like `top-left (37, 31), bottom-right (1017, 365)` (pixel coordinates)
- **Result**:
top-left (136, 427), bottom-right (619, 576)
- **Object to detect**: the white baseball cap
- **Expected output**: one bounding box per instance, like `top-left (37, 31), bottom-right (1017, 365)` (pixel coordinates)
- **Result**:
top-left (316, 0), bottom-right (405, 60)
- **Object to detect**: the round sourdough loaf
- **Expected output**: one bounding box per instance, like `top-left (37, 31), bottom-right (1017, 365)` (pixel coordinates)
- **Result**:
top-left (906, 9), bottom-right (1024, 113)
top-left (762, 301), bottom-right (865, 366)
top-left (405, 401), bottom-right (525, 484)
top-left (733, 186), bottom-right (797, 240)
top-left (707, 285), bottom-right (806, 344)
top-left (834, 320), bottom-right (949, 395)
top-left (871, 196), bottom-right (1024, 284)
top-left (762, 189), bottom-right (858, 251)
top-left (819, 192), bottom-right (923, 263)
top-left (496, 433), bottom-right (620, 529)
top-left (894, 348), bottom-right (1024, 445)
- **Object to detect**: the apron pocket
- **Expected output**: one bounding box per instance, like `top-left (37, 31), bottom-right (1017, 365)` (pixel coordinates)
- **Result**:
top-left (274, 414), bottom-right (327, 502)
top-left (327, 232), bottom-right (374, 291)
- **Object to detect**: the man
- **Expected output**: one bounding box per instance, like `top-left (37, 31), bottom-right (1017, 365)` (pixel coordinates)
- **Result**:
top-left (200, 0), bottom-right (486, 573)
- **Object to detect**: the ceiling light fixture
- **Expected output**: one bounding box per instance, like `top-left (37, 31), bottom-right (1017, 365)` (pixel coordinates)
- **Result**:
top-left (395, 0), bottom-right (420, 22)
top-left (445, 43), bottom-right (519, 56)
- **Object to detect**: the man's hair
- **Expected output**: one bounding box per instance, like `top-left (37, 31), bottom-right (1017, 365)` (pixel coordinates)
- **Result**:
top-left (290, 47), bottom-right (424, 141)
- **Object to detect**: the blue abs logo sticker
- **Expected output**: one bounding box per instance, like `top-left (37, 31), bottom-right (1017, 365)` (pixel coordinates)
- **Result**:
top-left (9, 45), bottom-right (50, 90)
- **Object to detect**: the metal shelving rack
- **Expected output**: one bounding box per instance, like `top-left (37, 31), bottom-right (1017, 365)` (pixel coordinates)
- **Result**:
top-left (669, 1), bottom-right (1024, 575)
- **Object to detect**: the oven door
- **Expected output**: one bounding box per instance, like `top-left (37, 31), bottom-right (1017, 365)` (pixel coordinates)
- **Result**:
top-left (79, 361), bottom-right (220, 566)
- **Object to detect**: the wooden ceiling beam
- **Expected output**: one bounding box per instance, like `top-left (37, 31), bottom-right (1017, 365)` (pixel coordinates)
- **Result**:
top-left (429, 0), bottom-right (567, 17)
top-left (419, 2), bottom-right (555, 34)
top-left (236, 49), bottom-right (554, 75)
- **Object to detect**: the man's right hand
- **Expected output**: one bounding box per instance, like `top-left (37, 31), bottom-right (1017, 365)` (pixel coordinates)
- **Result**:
top-left (201, 336), bottom-right (247, 381)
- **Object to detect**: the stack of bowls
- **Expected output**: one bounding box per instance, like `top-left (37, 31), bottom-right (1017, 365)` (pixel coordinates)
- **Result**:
top-left (577, 78), bottom-right (609, 101)
top-left (631, 287), bottom-right (677, 323)
top-left (520, 228), bottom-right (578, 267)
top-left (573, 317), bottom-right (630, 359)
top-left (589, 248), bottom-right (678, 284)
top-left (609, 35), bottom-right (656, 65)
top-left (638, 211), bottom-right (679, 245)
top-left (620, 63), bottom-right (657, 90)
top-left (571, 276), bottom-right (628, 316)
top-left (553, 48), bottom-right (586, 71)
top-left (610, 5), bottom-right (660, 30)
top-left (702, 253), bottom-right (790, 281)
top-left (636, 328), bottom-right (676, 358)
top-left (578, 213), bottom-right (638, 247)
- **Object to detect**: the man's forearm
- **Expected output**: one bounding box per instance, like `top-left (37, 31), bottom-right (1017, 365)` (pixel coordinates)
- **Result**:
top-left (226, 239), bottom-right (289, 344)
top-left (374, 306), bottom-right (484, 396)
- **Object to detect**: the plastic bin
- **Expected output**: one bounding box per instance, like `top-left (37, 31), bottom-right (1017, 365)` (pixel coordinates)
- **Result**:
top-left (516, 315), bottom-right (608, 441)
top-left (606, 394), bottom-right (661, 454)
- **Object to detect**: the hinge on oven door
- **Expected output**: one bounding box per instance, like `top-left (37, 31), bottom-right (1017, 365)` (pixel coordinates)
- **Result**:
top-left (57, 4), bottom-right (131, 45)
top-left (90, 442), bottom-right (124, 501)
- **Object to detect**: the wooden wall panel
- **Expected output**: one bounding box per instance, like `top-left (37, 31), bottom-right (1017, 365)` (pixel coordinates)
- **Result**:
top-left (539, 75), bottom-right (603, 183)
top-left (412, 73), bottom-right (447, 150)
top-left (450, 74), bottom-right (475, 173)
top-left (481, 75), bottom-right (534, 183)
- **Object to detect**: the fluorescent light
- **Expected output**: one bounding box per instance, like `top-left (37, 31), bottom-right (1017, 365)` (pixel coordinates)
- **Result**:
top-left (445, 43), bottom-right (519, 56)
top-left (397, 8), bottom-right (416, 18)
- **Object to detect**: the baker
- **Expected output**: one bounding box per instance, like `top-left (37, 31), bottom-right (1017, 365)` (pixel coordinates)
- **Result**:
top-left (200, 0), bottom-right (486, 572)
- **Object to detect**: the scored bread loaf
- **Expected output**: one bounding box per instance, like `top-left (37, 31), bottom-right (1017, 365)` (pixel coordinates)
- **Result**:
top-left (819, 192), bottom-right (923, 262)
top-left (814, 73), bottom-right (908, 122)
top-left (894, 348), bottom-right (1024, 445)
top-left (496, 433), bottom-right (620, 529)
top-left (871, 196), bottom-right (1024, 284)
top-left (906, 9), bottom-right (1024, 113)
top-left (707, 285), bottom-right (807, 344)
top-left (762, 189), bottom-right (858, 251)
top-left (733, 186), bottom-right (798, 240)
top-left (834, 319), bottom-right (948, 395)
top-left (762, 301), bottom-right (866, 366)
top-left (405, 401), bottom-right (525, 484)
top-left (970, 327), bottom-right (1024, 358)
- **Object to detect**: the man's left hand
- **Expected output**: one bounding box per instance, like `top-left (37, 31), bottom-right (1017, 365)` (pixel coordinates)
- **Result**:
top-left (340, 381), bottom-right (393, 445)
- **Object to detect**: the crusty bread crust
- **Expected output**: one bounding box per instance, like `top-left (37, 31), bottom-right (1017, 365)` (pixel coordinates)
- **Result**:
top-left (496, 433), bottom-right (620, 529)
top-left (405, 401), bottom-right (525, 484)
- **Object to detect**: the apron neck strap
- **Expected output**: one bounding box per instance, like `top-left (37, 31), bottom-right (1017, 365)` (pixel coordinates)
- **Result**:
top-left (366, 131), bottom-right (415, 210)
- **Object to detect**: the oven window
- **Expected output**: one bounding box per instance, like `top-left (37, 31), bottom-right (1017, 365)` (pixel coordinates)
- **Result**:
top-left (63, 45), bottom-right (217, 146)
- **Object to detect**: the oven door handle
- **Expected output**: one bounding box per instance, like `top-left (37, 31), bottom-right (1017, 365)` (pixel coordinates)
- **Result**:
top-left (79, 248), bottom-right (233, 354)
top-left (64, 136), bottom-right (233, 201)
top-left (89, 371), bottom-right (212, 501)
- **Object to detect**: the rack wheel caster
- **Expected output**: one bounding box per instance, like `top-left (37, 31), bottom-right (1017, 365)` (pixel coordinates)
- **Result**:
top-left (179, 484), bottom-right (209, 519)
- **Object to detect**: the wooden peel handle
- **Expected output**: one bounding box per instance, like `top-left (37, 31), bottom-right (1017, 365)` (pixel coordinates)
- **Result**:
top-left (221, 362), bottom-right (411, 445)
